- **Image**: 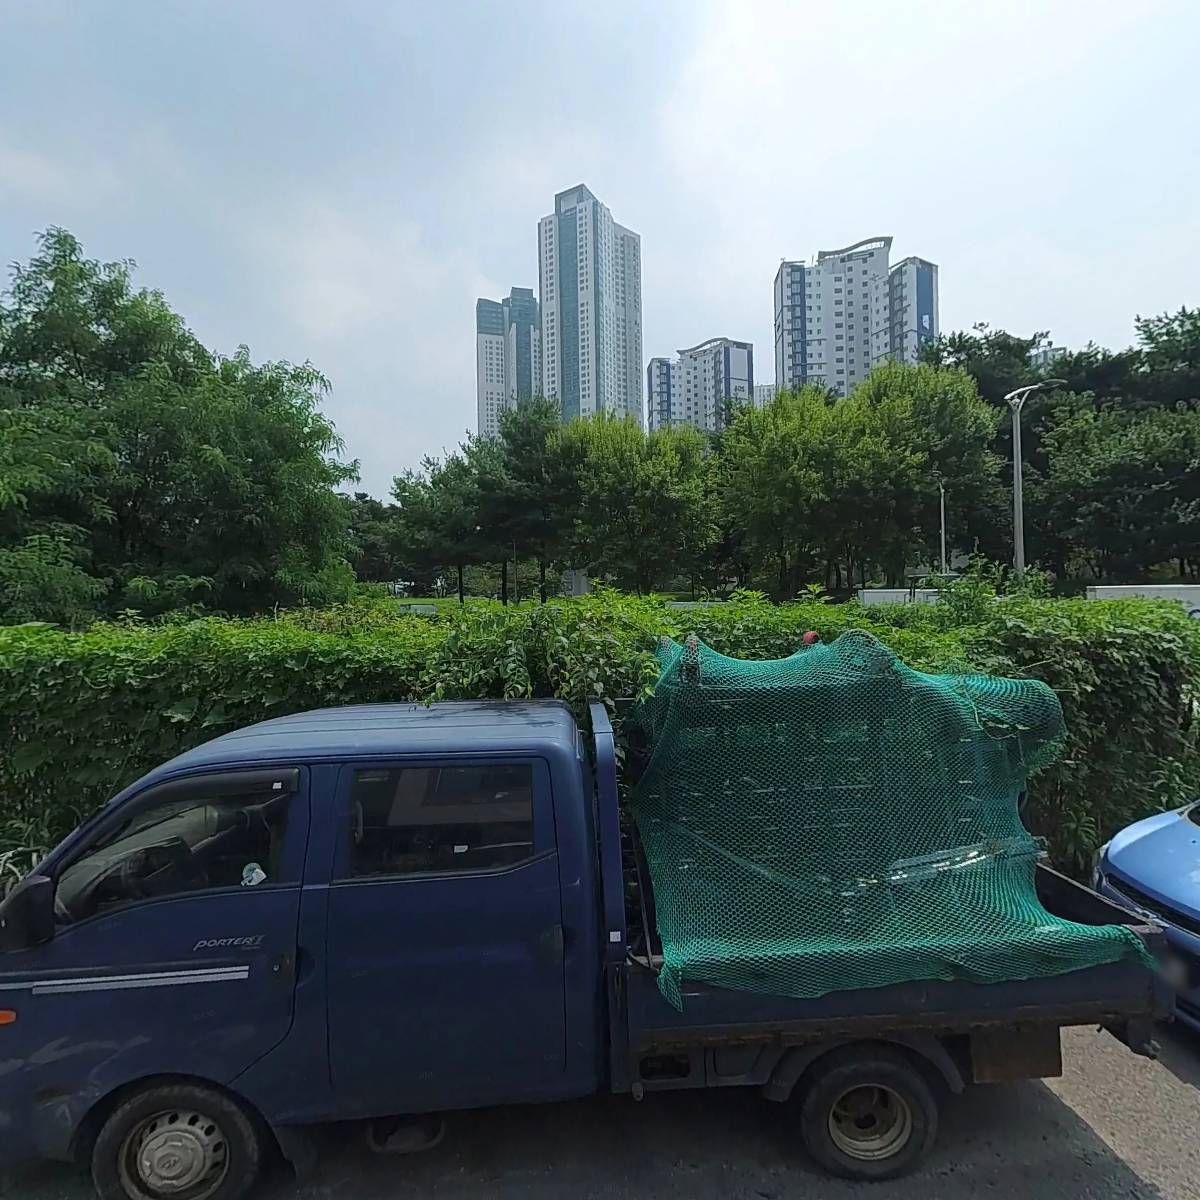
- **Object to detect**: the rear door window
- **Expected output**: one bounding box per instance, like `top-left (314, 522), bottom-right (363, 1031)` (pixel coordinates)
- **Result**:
top-left (346, 763), bottom-right (535, 878)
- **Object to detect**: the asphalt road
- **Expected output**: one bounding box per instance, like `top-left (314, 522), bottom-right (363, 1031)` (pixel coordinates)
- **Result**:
top-left (6, 1025), bottom-right (1200, 1200)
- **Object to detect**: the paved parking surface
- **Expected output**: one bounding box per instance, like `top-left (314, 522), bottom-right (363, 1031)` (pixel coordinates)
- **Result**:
top-left (6, 1025), bottom-right (1200, 1199)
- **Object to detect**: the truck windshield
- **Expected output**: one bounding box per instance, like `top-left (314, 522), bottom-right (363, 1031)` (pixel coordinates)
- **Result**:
top-left (54, 788), bottom-right (293, 925)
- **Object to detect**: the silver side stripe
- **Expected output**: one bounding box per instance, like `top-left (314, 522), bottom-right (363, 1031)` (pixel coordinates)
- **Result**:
top-left (0, 966), bottom-right (250, 995)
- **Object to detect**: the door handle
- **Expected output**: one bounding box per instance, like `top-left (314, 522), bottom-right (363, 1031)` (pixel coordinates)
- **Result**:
top-left (538, 925), bottom-right (564, 964)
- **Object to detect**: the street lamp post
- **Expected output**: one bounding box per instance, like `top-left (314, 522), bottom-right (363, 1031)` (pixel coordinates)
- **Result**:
top-left (938, 480), bottom-right (947, 577)
top-left (1003, 380), bottom-right (1066, 577)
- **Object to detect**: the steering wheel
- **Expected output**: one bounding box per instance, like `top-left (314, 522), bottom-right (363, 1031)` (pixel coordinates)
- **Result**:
top-left (117, 838), bottom-right (193, 900)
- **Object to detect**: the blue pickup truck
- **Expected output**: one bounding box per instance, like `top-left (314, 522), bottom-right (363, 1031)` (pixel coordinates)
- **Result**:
top-left (0, 700), bottom-right (1170, 1200)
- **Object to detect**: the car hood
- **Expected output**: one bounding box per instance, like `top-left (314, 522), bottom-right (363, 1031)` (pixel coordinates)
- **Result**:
top-left (1106, 804), bottom-right (1200, 920)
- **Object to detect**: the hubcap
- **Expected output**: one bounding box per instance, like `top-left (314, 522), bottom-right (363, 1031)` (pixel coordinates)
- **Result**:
top-left (827, 1084), bottom-right (913, 1161)
top-left (120, 1109), bottom-right (228, 1199)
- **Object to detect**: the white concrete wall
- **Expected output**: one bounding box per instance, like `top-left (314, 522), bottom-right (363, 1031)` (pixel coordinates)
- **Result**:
top-left (725, 343), bottom-right (752, 402)
top-left (858, 588), bottom-right (941, 606)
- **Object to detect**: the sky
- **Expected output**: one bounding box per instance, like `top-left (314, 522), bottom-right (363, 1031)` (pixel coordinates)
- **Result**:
top-left (1, 0), bottom-right (1198, 497)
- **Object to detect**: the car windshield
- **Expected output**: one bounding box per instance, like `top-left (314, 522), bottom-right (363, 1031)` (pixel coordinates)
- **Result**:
top-left (1188, 804), bottom-right (1200, 829)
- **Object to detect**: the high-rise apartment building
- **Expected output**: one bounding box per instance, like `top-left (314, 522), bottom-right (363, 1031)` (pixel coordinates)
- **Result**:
top-left (1029, 344), bottom-right (1067, 371)
top-left (878, 256), bottom-right (939, 366)
top-left (476, 299), bottom-right (507, 439)
top-left (645, 337), bottom-right (753, 433)
top-left (646, 357), bottom-right (674, 431)
top-left (774, 237), bottom-right (938, 398)
top-left (753, 383), bottom-right (776, 408)
top-left (475, 287), bottom-right (541, 438)
top-left (539, 184), bottom-right (643, 426)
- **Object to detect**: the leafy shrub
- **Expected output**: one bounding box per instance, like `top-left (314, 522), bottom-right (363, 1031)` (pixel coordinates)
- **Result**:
top-left (967, 596), bottom-right (1200, 870)
top-left (1, 593), bottom-right (1196, 878)
top-left (0, 616), bottom-right (442, 867)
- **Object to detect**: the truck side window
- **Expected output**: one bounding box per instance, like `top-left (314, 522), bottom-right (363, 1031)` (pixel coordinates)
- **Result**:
top-left (347, 763), bottom-right (534, 878)
top-left (54, 783), bottom-right (295, 925)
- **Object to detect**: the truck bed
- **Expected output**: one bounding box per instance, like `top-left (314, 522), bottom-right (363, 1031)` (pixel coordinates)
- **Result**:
top-left (590, 703), bottom-right (1171, 1095)
top-left (616, 832), bottom-right (1169, 1088)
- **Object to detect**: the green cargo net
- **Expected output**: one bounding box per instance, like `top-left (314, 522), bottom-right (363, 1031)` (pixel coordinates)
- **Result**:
top-left (627, 631), bottom-right (1149, 1009)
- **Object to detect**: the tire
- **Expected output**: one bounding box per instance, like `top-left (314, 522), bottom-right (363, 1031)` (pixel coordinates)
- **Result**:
top-left (798, 1045), bottom-right (938, 1181)
top-left (91, 1081), bottom-right (265, 1200)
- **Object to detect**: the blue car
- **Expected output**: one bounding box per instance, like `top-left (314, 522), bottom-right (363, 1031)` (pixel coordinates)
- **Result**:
top-left (1093, 802), bottom-right (1200, 1030)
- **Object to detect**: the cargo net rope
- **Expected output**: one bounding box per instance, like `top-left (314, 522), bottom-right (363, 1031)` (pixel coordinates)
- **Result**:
top-left (626, 631), bottom-right (1149, 1009)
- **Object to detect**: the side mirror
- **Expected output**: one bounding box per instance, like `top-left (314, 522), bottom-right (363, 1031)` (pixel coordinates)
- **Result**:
top-left (0, 875), bottom-right (55, 952)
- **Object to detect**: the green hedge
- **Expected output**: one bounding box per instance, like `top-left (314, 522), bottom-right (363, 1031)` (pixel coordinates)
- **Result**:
top-left (1, 592), bottom-right (1197, 878)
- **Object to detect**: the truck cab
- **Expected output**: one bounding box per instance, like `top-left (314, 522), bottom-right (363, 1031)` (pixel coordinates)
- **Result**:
top-left (0, 702), bottom-right (608, 1198)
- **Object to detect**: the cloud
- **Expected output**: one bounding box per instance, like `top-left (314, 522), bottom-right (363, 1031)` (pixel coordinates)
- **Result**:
top-left (251, 203), bottom-right (501, 491)
top-left (0, 123), bottom-right (190, 218)
top-left (0, 135), bottom-right (118, 207)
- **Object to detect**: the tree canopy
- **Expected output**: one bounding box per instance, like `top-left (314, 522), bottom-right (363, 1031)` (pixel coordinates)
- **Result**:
top-left (0, 229), bottom-right (357, 622)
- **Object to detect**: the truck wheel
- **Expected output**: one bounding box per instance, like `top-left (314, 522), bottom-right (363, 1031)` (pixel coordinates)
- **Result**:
top-left (798, 1045), bottom-right (938, 1180)
top-left (91, 1081), bottom-right (265, 1200)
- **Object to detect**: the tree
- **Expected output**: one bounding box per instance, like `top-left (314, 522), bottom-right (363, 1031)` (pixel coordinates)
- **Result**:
top-left (1038, 405), bottom-right (1200, 580)
top-left (494, 398), bottom-right (574, 603)
top-left (1043, 343), bottom-right (1140, 406)
top-left (0, 229), bottom-right (358, 620)
top-left (556, 416), bottom-right (713, 593)
top-left (918, 323), bottom-right (1042, 406)
top-left (925, 308), bottom-right (1200, 422)
top-left (0, 534), bottom-right (108, 626)
top-left (1134, 307), bottom-right (1200, 409)
top-left (463, 433), bottom-right (521, 600)
top-left (717, 369), bottom-right (1002, 595)
top-left (342, 492), bottom-right (406, 583)
top-left (848, 363), bottom-right (1004, 579)
top-left (0, 399), bottom-right (112, 623)
top-left (392, 440), bottom-right (498, 603)
top-left (717, 388), bottom-right (830, 596)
